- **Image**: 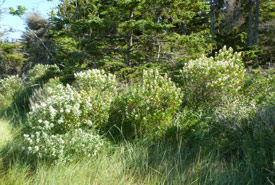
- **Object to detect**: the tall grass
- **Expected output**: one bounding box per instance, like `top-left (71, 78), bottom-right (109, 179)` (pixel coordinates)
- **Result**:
top-left (0, 120), bottom-right (13, 149)
top-left (0, 129), bottom-right (269, 185)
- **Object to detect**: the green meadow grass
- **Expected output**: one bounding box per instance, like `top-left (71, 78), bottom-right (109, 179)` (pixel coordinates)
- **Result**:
top-left (0, 121), bottom-right (267, 185)
top-left (0, 119), bottom-right (13, 149)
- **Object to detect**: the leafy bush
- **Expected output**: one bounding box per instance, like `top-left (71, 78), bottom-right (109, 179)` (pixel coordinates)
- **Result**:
top-left (214, 96), bottom-right (257, 126)
top-left (1, 65), bottom-right (61, 117)
top-left (108, 69), bottom-right (183, 139)
top-left (28, 77), bottom-right (63, 108)
top-left (212, 94), bottom-right (274, 177)
top-left (0, 75), bottom-right (23, 112)
top-left (74, 69), bottom-right (118, 127)
top-left (180, 46), bottom-right (245, 107)
top-left (243, 68), bottom-right (275, 105)
top-left (164, 107), bottom-right (209, 146)
top-left (0, 43), bottom-right (25, 78)
top-left (26, 64), bottom-right (61, 84)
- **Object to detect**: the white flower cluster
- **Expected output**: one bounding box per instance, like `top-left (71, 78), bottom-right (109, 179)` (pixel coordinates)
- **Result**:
top-left (0, 75), bottom-right (23, 110)
top-left (214, 96), bottom-right (257, 127)
top-left (74, 69), bottom-right (117, 92)
top-left (0, 75), bottom-right (22, 90)
top-left (111, 69), bottom-right (183, 137)
top-left (23, 128), bottom-right (104, 164)
top-left (23, 70), bottom-right (115, 162)
top-left (180, 46), bottom-right (245, 105)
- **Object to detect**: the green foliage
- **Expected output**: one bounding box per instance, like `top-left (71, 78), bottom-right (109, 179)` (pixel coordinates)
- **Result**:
top-left (0, 43), bottom-right (26, 79)
top-left (180, 46), bottom-right (245, 107)
top-left (51, 36), bottom-right (84, 66)
top-left (0, 65), bottom-right (273, 184)
top-left (164, 106), bottom-right (209, 146)
top-left (74, 69), bottom-right (118, 127)
top-left (0, 119), bottom-right (13, 149)
top-left (214, 30), bottom-right (261, 67)
top-left (243, 68), bottom-right (275, 105)
top-left (108, 69), bottom-right (183, 139)
top-left (26, 64), bottom-right (61, 84)
top-left (74, 69), bottom-right (117, 92)
top-left (9, 5), bottom-right (27, 16)
top-left (1, 1), bottom-right (274, 183)
top-left (258, 0), bottom-right (275, 65)
top-left (1, 134), bottom-right (271, 184)
top-left (50, 0), bottom-right (211, 67)
top-left (0, 75), bottom-right (23, 112)
top-left (212, 94), bottom-right (274, 178)
top-left (1, 64), bottom-right (62, 119)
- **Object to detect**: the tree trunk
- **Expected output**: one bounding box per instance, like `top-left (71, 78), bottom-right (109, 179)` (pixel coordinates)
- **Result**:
top-left (254, 0), bottom-right (260, 45)
top-left (127, 10), bottom-right (134, 65)
top-left (248, 0), bottom-right (253, 47)
top-left (183, 23), bottom-right (187, 35)
top-left (210, 0), bottom-right (215, 35)
top-left (128, 10), bottom-right (134, 50)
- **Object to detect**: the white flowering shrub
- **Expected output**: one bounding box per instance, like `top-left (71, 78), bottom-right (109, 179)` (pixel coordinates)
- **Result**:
top-left (74, 69), bottom-right (117, 92)
top-left (74, 69), bottom-right (118, 127)
top-left (22, 69), bottom-right (118, 163)
top-left (108, 69), bottom-right (183, 138)
top-left (0, 75), bottom-right (23, 111)
top-left (180, 46), bottom-right (245, 106)
top-left (23, 127), bottom-right (104, 163)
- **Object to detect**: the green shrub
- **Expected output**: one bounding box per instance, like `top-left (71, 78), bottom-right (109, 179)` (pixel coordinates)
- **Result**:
top-left (212, 95), bottom-right (274, 178)
top-left (28, 77), bottom-right (63, 108)
top-left (0, 75), bottom-right (23, 112)
top-left (0, 43), bottom-right (25, 78)
top-left (26, 64), bottom-right (61, 84)
top-left (214, 96), bottom-right (257, 125)
top-left (180, 46), bottom-right (245, 107)
top-left (108, 69), bottom-right (183, 139)
top-left (0, 65), bottom-right (61, 118)
top-left (164, 107), bottom-right (209, 146)
top-left (74, 69), bottom-right (118, 127)
top-left (243, 68), bottom-right (275, 106)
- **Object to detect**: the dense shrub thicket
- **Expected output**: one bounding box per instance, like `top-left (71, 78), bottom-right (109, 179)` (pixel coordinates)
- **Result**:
top-left (0, 47), bottom-right (274, 183)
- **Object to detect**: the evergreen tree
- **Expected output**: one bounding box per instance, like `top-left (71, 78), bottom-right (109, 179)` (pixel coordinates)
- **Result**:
top-left (258, 0), bottom-right (275, 64)
top-left (49, 0), bottom-right (212, 68)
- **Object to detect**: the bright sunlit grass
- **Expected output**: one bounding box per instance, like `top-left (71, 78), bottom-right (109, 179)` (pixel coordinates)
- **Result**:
top-left (0, 119), bottom-right (13, 149)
